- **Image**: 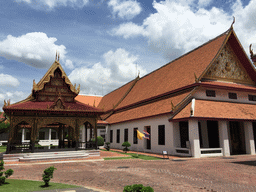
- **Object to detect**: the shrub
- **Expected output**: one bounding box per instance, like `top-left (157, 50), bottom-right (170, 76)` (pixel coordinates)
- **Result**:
top-left (0, 160), bottom-right (14, 185)
top-left (105, 142), bottom-right (110, 151)
top-left (122, 141), bottom-right (131, 153)
top-left (92, 136), bottom-right (104, 146)
top-left (123, 184), bottom-right (154, 192)
top-left (42, 166), bottom-right (57, 187)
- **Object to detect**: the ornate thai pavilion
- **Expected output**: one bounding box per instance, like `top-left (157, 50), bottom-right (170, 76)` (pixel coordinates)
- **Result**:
top-left (3, 54), bottom-right (103, 153)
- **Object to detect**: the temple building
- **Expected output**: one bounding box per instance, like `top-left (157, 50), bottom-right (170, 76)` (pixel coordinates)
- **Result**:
top-left (98, 26), bottom-right (256, 158)
top-left (3, 54), bottom-right (104, 153)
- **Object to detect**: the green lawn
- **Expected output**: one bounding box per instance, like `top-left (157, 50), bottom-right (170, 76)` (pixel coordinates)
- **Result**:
top-left (0, 179), bottom-right (80, 192)
top-left (101, 149), bottom-right (163, 160)
top-left (0, 146), bottom-right (6, 153)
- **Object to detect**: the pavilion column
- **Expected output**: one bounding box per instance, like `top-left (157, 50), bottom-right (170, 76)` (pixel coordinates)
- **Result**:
top-left (94, 119), bottom-right (98, 149)
top-left (244, 121), bottom-right (255, 155)
top-left (31, 118), bottom-right (38, 153)
top-left (188, 119), bottom-right (201, 158)
top-left (48, 128), bottom-right (51, 149)
top-left (62, 125), bottom-right (65, 148)
top-left (22, 128), bottom-right (25, 143)
top-left (219, 121), bottom-right (230, 156)
top-left (68, 127), bottom-right (71, 148)
top-left (90, 125), bottom-right (92, 141)
top-left (58, 125), bottom-right (62, 148)
top-left (7, 115), bottom-right (14, 154)
top-left (75, 119), bottom-right (79, 150)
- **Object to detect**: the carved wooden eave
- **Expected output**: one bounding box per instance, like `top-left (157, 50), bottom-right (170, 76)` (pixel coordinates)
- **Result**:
top-left (32, 60), bottom-right (80, 95)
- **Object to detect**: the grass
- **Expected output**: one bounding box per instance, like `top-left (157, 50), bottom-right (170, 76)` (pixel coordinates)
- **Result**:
top-left (0, 146), bottom-right (6, 153)
top-left (0, 179), bottom-right (81, 192)
top-left (101, 149), bottom-right (163, 160)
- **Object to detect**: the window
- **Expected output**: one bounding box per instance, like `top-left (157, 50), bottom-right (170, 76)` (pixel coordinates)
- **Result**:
top-left (116, 129), bottom-right (120, 143)
top-left (158, 125), bottom-right (165, 145)
top-left (229, 92), bottom-right (237, 99)
top-left (25, 131), bottom-right (31, 140)
top-left (124, 129), bottom-right (128, 142)
top-left (179, 121), bottom-right (189, 148)
top-left (110, 130), bottom-right (113, 143)
top-left (133, 128), bottom-right (138, 144)
top-left (206, 90), bottom-right (216, 97)
top-left (249, 95), bottom-right (256, 101)
top-left (51, 132), bottom-right (57, 139)
top-left (39, 132), bottom-right (45, 140)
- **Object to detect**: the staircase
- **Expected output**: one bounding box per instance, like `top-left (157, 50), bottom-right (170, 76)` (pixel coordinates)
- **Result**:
top-left (3, 150), bottom-right (100, 162)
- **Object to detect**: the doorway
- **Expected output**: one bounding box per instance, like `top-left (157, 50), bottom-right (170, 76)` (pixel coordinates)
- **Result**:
top-left (145, 126), bottom-right (151, 150)
top-left (207, 121), bottom-right (220, 148)
top-left (229, 121), bottom-right (246, 155)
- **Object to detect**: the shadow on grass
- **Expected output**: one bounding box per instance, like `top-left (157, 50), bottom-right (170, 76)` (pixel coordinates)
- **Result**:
top-left (232, 160), bottom-right (256, 166)
top-left (39, 184), bottom-right (52, 188)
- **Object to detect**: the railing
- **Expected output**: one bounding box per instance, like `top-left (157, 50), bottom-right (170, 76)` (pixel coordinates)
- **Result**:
top-left (77, 141), bottom-right (97, 150)
top-left (200, 148), bottom-right (223, 157)
top-left (9, 143), bottom-right (32, 153)
top-left (175, 147), bottom-right (191, 156)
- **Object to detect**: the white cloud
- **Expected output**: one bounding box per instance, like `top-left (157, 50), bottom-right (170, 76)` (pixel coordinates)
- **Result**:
top-left (16, 0), bottom-right (89, 9)
top-left (109, 0), bottom-right (256, 60)
top-left (0, 74), bottom-right (20, 87)
top-left (111, 22), bottom-right (148, 38)
top-left (69, 48), bottom-right (146, 95)
top-left (0, 32), bottom-right (68, 69)
top-left (0, 91), bottom-right (27, 111)
top-left (65, 59), bottom-right (74, 69)
top-left (108, 0), bottom-right (142, 20)
top-left (111, 0), bottom-right (232, 59)
top-left (198, 0), bottom-right (213, 7)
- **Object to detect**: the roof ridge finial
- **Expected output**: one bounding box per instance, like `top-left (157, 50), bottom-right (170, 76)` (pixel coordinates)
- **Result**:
top-left (55, 50), bottom-right (58, 61)
top-left (250, 44), bottom-right (254, 58)
top-left (58, 52), bottom-right (60, 61)
top-left (231, 16), bottom-right (235, 28)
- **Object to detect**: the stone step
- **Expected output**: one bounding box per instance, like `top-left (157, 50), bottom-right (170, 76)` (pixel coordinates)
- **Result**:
top-left (3, 150), bottom-right (100, 162)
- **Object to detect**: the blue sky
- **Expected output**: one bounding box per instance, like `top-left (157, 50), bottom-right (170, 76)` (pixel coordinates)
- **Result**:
top-left (0, 0), bottom-right (255, 110)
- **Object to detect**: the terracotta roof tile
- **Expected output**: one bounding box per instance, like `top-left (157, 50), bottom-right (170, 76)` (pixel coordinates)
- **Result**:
top-left (106, 92), bottom-right (189, 124)
top-left (75, 95), bottom-right (102, 107)
top-left (97, 78), bottom-right (138, 111)
top-left (114, 33), bottom-right (227, 110)
top-left (173, 99), bottom-right (256, 121)
top-left (201, 81), bottom-right (256, 92)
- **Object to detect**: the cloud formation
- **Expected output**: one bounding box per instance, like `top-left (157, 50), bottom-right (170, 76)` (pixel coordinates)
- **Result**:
top-left (15, 0), bottom-right (89, 9)
top-left (111, 0), bottom-right (256, 60)
top-left (0, 74), bottom-right (20, 87)
top-left (0, 32), bottom-right (69, 69)
top-left (0, 91), bottom-right (27, 111)
top-left (108, 0), bottom-right (142, 20)
top-left (69, 48), bottom-right (146, 95)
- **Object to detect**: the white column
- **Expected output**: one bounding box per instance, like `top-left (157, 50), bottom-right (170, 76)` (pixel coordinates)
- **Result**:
top-left (22, 129), bottom-right (25, 143)
top-left (244, 121), bottom-right (255, 155)
top-left (82, 125), bottom-right (85, 142)
top-left (189, 119), bottom-right (201, 158)
top-left (49, 128), bottom-right (51, 141)
top-left (219, 121), bottom-right (230, 156)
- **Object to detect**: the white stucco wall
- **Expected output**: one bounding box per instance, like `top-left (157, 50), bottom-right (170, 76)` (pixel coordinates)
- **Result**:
top-left (106, 114), bottom-right (175, 155)
top-left (193, 87), bottom-right (256, 104)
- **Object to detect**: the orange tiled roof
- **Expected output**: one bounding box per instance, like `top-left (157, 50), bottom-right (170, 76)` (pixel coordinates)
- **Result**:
top-left (75, 95), bottom-right (102, 107)
top-left (200, 81), bottom-right (256, 92)
top-left (173, 99), bottom-right (256, 121)
top-left (100, 28), bottom-right (256, 124)
top-left (97, 77), bottom-right (138, 111)
top-left (106, 92), bottom-right (190, 124)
